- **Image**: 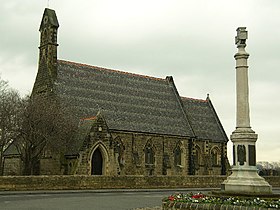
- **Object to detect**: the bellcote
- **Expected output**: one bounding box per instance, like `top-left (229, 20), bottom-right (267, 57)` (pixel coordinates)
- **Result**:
top-left (39, 8), bottom-right (59, 32)
top-left (39, 8), bottom-right (59, 47)
top-left (33, 8), bottom-right (59, 94)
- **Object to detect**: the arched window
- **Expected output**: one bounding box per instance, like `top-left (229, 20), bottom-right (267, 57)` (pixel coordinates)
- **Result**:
top-left (210, 147), bottom-right (221, 166)
top-left (194, 149), bottom-right (199, 165)
top-left (145, 144), bottom-right (154, 165)
top-left (174, 145), bottom-right (182, 166)
top-left (193, 145), bottom-right (201, 170)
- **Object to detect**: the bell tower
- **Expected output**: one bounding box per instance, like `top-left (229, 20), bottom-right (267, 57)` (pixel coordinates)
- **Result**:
top-left (33, 8), bottom-right (59, 94)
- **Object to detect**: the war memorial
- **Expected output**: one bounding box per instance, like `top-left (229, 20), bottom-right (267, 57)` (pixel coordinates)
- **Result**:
top-left (162, 28), bottom-right (279, 210)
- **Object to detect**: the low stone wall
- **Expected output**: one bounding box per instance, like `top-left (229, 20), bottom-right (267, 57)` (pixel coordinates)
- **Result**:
top-left (0, 175), bottom-right (278, 191)
top-left (0, 175), bottom-right (226, 191)
top-left (265, 176), bottom-right (280, 187)
top-left (162, 202), bottom-right (271, 210)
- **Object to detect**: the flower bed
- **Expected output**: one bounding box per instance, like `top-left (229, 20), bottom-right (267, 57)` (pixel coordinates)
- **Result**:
top-left (162, 193), bottom-right (280, 210)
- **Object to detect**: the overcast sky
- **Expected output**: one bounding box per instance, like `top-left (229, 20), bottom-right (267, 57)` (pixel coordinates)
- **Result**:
top-left (1, 0), bottom-right (279, 163)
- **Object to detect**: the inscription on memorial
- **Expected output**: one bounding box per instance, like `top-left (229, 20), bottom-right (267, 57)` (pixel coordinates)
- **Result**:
top-left (233, 145), bottom-right (236, 165)
top-left (237, 145), bottom-right (246, 165)
top-left (248, 145), bottom-right (256, 166)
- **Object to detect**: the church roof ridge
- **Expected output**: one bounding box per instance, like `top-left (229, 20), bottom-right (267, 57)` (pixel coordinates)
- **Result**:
top-left (181, 96), bottom-right (207, 103)
top-left (58, 59), bottom-right (166, 82)
top-left (81, 116), bottom-right (97, 121)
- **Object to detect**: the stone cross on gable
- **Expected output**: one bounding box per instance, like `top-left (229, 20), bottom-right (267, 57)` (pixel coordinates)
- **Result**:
top-left (235, 27), bottom-right (248, 47)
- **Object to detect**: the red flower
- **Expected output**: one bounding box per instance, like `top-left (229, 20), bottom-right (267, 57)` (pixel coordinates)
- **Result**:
top-left (191, 194), bottom-right (204, 199)
top-left (168, 196), bottom-right (175, 201)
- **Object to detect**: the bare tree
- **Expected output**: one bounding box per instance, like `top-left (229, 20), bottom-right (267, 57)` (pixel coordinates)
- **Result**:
top-left (0, 76), bottom-right (22, 175)
top-left (257, 161), bottom-right (280, 176)
top-left (18, 95), bottom-right (77, 175)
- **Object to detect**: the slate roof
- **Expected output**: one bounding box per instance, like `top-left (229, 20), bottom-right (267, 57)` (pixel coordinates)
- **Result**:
top-left (3, 142), bottom-right (20, 156)
top-left (66, 118), bottom-right (94, 156)
top-left (55, 60), bottom-right (194, 137)
top-left (181, 97), bottom-right (228, 142)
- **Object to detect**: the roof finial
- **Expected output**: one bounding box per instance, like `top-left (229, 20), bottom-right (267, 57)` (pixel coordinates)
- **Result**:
top-left (207, 93), bottom-right (210, 99)
top-left (47, 0), bottom-right (50, 8)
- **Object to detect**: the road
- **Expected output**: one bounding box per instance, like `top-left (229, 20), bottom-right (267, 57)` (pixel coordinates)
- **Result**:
top-left (0, 189), bottom-right (211, 210)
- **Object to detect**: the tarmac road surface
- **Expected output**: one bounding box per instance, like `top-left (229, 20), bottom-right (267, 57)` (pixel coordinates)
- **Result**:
top-left (0, 189), bottom-right (212, 210)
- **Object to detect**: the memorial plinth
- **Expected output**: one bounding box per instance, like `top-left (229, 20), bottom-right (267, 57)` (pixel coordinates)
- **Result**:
top-left (221, 27), bottom-right (272, 194)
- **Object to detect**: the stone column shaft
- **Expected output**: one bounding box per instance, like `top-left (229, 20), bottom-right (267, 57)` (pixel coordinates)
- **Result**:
top-left (235, 52), bottom-right (250, 129)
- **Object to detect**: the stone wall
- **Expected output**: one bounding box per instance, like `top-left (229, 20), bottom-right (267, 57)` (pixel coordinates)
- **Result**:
top-left (191, 140), bottom-right (226, 176)
top-left (0, 175), bottom-right (225, 191)
top-left (40, 155), bottom-right (62, 175)
top-left (69, 122), bottom-right (226, 177)
top-left (71, 124), bottom-right (193, 176)
top-left (3, 156), bottom-right (22, 176)
top-left (0, 175), bottom-right (278, 191)
top-left (110, 132), bottom-right (190, 176)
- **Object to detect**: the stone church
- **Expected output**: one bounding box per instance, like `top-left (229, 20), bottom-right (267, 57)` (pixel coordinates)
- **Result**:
top-left (3, 8), bottom-right (229, 176)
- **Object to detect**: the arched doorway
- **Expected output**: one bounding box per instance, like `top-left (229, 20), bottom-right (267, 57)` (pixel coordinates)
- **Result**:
top-left (91, 148), bottom-right (103, 175)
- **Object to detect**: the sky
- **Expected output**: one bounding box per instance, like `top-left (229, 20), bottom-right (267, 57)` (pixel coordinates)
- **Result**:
top-left (0, 0), bottom-right (279, 163)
